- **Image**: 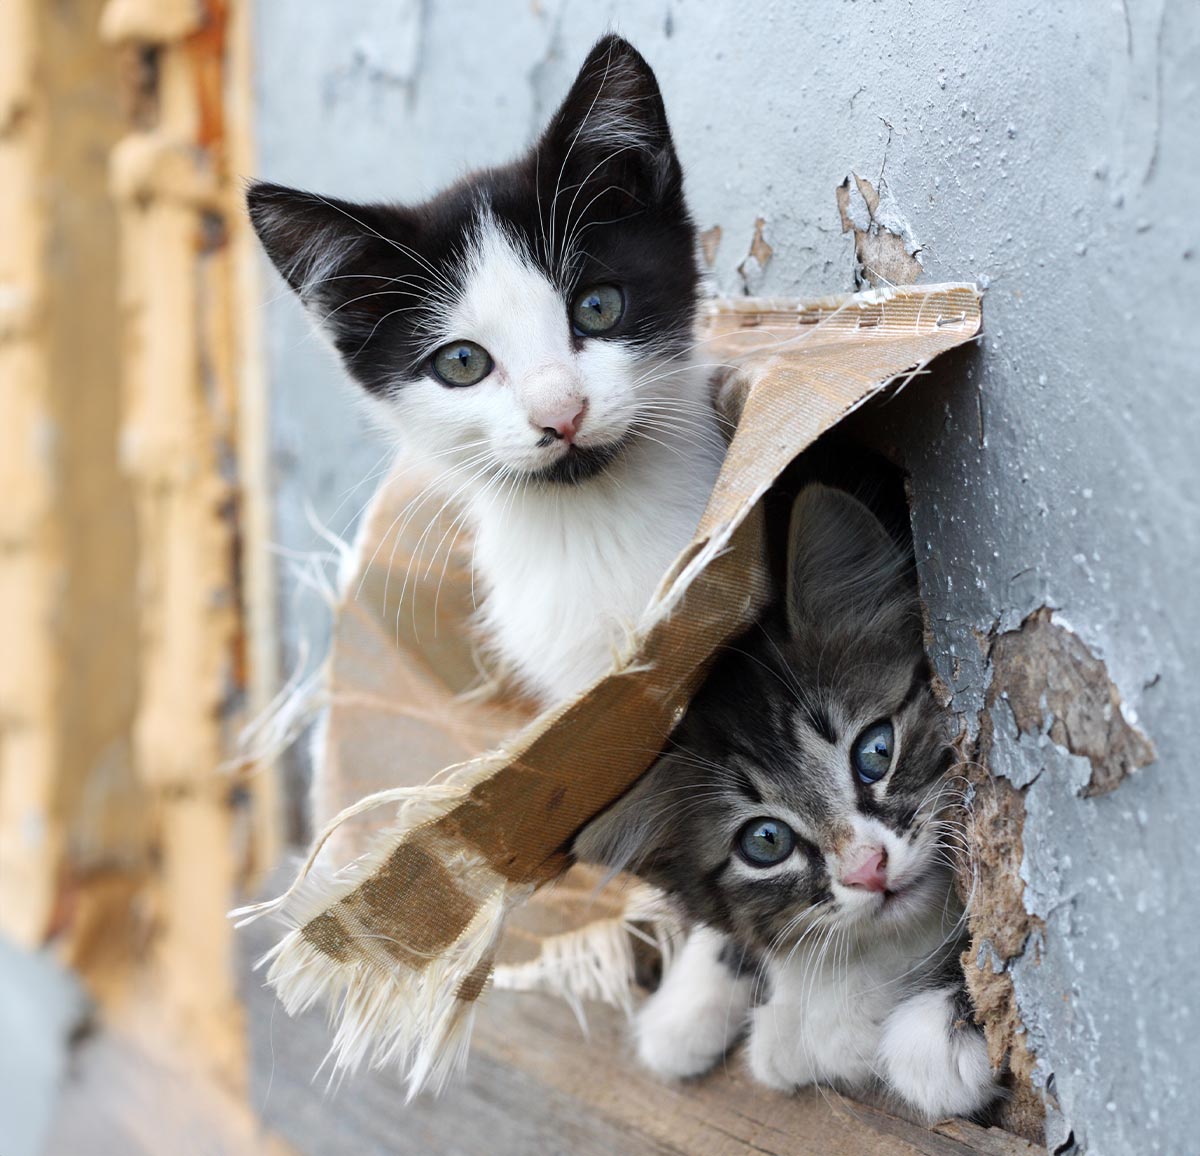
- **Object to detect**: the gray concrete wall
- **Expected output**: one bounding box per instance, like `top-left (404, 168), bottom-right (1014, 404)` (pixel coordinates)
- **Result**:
top-left (251, 2), bottom-right (1199, 1152)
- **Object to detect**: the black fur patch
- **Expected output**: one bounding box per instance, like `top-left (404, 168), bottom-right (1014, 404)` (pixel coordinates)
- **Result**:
top-left (526, 436), bottom-right (632, 486)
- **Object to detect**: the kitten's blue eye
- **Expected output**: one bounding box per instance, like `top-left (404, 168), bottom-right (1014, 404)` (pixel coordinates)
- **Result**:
top-left (431, 340), bottom-right (492, 387)
top-left (571, 284), bottom-right (624, 336)
top-left (852, 721), bottom-right (895, 784)
top-left (736, 818), bottom-right (796, 867)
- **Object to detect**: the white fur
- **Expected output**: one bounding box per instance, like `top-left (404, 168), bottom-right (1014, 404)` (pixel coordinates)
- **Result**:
top-left (633, 926), bottom-right (753, 1079)
top-left (878, 987), bottom-right (996, 1122)
top-left (367, 214), bottom-right (723, 703)
top-left (748, 901), bottom-right (943, 1091)
top-left (746, 890), bottom-right (997, 1120)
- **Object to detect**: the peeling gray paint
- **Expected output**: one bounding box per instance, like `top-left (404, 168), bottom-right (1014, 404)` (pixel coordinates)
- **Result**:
top-left (989, 609), bottom-right (1155, 797)
top-left (837, 173), bottom-right (924, 286)
top-left (253, 1), bottom-right (1200, 1151)
top-left (735, 216), bottom-right (774, 293)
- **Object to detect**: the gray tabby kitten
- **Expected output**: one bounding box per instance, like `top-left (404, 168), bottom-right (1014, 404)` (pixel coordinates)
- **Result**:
top-left (577, 484), bottom-right (999, 1122)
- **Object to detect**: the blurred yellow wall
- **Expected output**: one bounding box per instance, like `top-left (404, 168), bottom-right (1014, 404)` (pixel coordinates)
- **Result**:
top-left (0, 0), bottom-right (276, 1088)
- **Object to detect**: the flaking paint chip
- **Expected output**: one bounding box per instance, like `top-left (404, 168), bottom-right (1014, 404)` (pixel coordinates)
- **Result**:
top-left (699, 225), bottom-right (722, 267)
top-left (736, 217), bottom-right (773, 291)
top-left (837, 173), bottom-right (923, 289)
top-left (988, 608), bottom-right (1156, 797)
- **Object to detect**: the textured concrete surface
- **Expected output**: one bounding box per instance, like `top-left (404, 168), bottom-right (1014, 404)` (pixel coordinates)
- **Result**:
top-left (252, 3), bottom-right (1199, 1152)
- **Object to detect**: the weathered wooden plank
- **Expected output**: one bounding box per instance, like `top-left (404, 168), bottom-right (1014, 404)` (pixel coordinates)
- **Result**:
top-left (241, 908), bottom-right (1043, 1156)
top-left (933, 1122), bottom-right (1043, 1156)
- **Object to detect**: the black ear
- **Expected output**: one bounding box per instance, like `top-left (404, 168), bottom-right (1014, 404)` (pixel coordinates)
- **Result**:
top-left (247, 182), bottom-right (419, 386)
top-left (572, 753), bottom-right (678, 881)
top-left (785, 484), bottom-right (919, 639)
top-left (538, 34), bottom-right (684, 214)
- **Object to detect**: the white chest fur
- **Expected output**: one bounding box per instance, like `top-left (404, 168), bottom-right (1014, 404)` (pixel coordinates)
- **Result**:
top-left (469, 416), bottom-right (722, 703)
top-left (748, 925), bottom-right (938, 1090)
top-left (745, 906), bottom-right (995, 1120)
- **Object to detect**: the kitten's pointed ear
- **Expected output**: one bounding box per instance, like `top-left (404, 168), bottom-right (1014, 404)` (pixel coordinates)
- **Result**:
top-left (247, 182), bottom-right (417, 383)
top-left (785, 484), bottom-right (918, 638)
top-left (573, 753), bottom-right (676, 880)
top-left (539, 34), bottom-right (684, 212)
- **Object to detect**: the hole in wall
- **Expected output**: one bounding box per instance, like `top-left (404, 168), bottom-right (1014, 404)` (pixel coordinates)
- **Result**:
top-left (765, 370), bottom-right (1046, 1141)
top-left (809, 363), bottom-right (1047, 1143)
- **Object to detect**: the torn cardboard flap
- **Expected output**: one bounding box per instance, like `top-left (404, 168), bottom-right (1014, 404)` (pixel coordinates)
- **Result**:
top-left (237, 282), bottom-right (982, 1098)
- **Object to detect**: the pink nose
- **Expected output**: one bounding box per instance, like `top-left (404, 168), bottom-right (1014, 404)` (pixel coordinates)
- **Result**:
top-left (532, 400), bottom-right (587, 444)
top-left (841, 847), bottom-right (889, 893)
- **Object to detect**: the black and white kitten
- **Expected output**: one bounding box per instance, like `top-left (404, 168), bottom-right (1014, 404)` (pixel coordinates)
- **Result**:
top-left (577, 484), bottom-right (999, 1122)
top-left (248, 36), bottom-right (723, 704)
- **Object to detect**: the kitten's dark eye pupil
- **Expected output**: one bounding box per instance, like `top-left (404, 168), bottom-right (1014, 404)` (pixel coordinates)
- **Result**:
top-left (736, 818), bottom-right (796, 867)
top-left (852, 721), bottom-right (894, 784)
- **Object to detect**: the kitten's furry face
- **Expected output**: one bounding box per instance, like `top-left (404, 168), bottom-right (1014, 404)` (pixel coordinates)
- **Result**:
top-left (577, 485), bottom-right (960, 954)
top-left (248, 36), bottom-right (700, 488)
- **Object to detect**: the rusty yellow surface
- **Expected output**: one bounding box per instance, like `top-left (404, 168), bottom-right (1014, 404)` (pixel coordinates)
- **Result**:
top-left (0, 0), bottom-right (68, 947)
top-left (0, 0), bottom-right (279, 1100)
top-left (0, 0), bottom-right (111, 950)
top-left (102, 0), bottom-right (251, 1076)
top-left (0, 0), bottom-right (152, 952)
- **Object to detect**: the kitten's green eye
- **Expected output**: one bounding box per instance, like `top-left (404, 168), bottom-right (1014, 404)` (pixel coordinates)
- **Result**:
top-left (852, 721), bottom-right (895, 784)
top-left (431, 340), bottom-right (493, 387)
top-left (571, 284), bottom-right (624, 336)
top-left (736, 818), bottom-right (796, 868)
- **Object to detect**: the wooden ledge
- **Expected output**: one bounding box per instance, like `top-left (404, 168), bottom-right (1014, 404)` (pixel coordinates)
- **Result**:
top-left (240, 907), bottom-right (1041, 1156)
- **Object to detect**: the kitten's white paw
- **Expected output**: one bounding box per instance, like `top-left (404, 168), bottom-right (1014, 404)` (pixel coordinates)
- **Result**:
top-left (634, 927), bottom-right (751, 1080)
top-left (745, 1005), bottom-right (811, 1091)
top-left (878, 988), bottom-right (998, 1121)
top-left (746, 995), bottom-right (877, 1092)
